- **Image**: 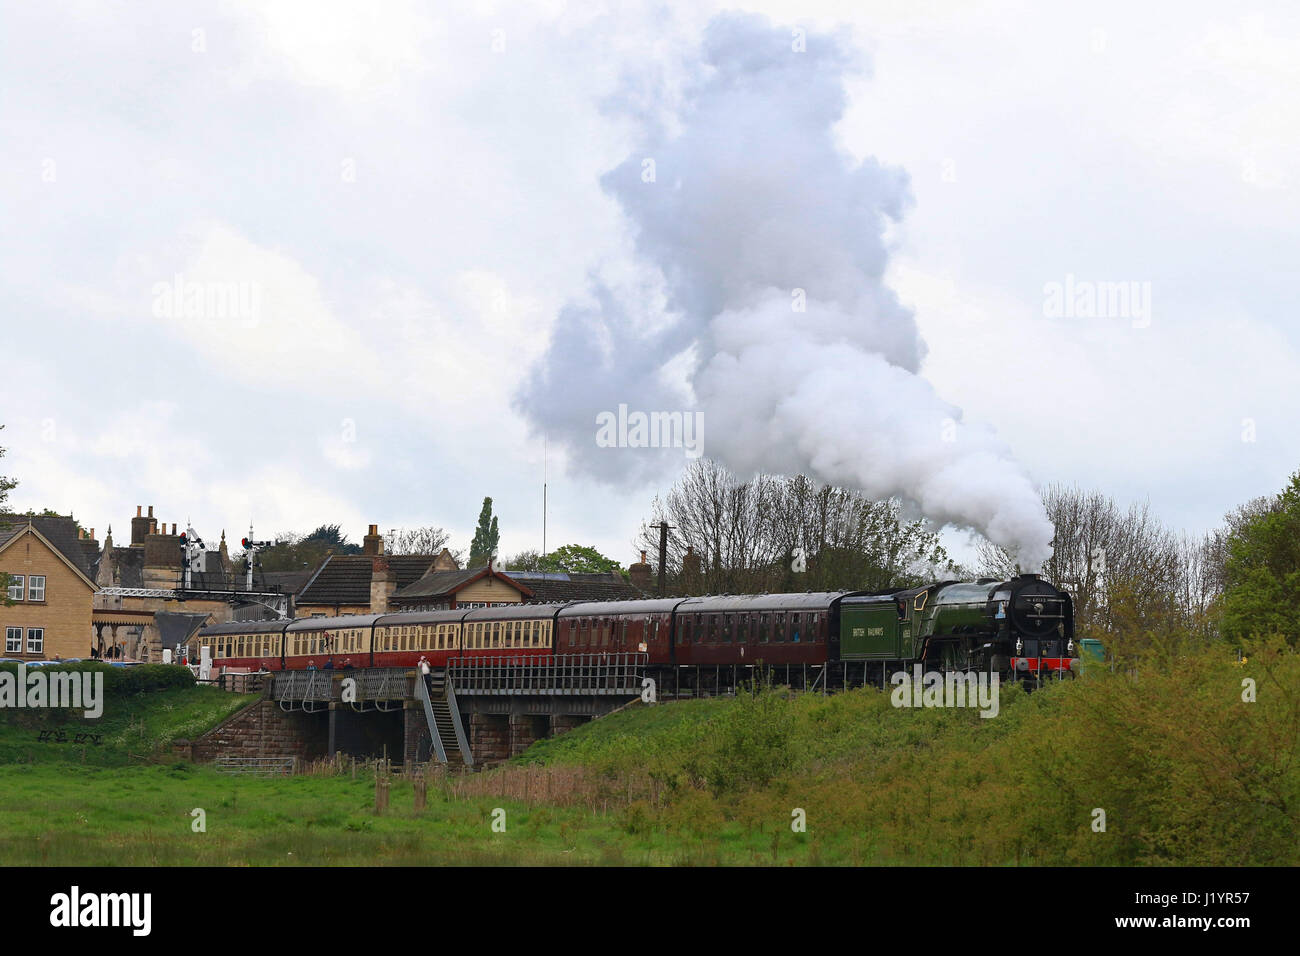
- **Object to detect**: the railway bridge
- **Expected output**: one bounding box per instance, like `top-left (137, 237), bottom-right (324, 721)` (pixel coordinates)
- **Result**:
top-left (256, 653), bottom-right (650, 767)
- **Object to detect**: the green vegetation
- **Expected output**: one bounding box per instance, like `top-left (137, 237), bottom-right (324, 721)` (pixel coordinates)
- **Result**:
top-left (468, 497), bottom-right (500, 568)
top-left (1222, 470), bottom-right (1300, 647)
top-left (0, 672), bottom-right (253, 767)
top-left (1, 642), bottom-right (1293, 866)
top-left (246, 523), bottom-right (363, 573)
top-left (507, 544), bottom-right (624, 575)
top-left (476, 638), bottom-right (1300, 866)
top-left (0, 423), bottom-right (15, 604)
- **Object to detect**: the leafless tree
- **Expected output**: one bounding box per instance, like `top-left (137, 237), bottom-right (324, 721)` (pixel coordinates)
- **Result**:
top-left (637, 459), bottom-right (958, 595)
top-left (383, 525), bottom-right (459, 559)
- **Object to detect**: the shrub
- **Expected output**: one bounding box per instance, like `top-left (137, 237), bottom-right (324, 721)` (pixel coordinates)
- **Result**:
top-left (0, 662), bottom-right (195, 695)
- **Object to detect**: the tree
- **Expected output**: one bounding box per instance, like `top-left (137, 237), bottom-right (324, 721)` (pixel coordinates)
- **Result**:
top-left (537, 544), bottom-right (623, 575)
top-left (978, 484), bottom-right (1200, 645)
top-left (468, 497), bottom-right (500, 568)
top-left (235, 523), bottom-right (362, 573)
top-left (503, 549), bottom-right (542, 571)
top-left (1221, 470), bottom-right (1300, 647)
top-left (636, 459), bottom-right (960, 596)
top-left (384, 525), bottom-right (458, 559)
top-left (1, 425), bottom-right (16, 605)
top-left (0, 425), bottom-right (14, 508)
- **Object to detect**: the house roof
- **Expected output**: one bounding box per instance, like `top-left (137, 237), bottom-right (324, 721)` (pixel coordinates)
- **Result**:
top-left (0, 513), bottom-right (97, 585)
top-left (391, 564), bottom-right (535, 601)
top-left (155, 611), bottom-right (213, 648)
top-left (296, 554), bottom-right (441, 606)
top-left (505, 570), bottom-right (645, 604)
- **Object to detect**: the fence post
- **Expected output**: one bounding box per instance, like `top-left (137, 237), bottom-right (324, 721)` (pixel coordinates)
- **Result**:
top-left (374, 766), bottom-right (390, 814)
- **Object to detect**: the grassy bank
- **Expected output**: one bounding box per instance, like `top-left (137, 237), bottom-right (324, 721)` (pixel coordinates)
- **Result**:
top-left (0, 643), bottom-right (1294, 865)
top-left (0, 670), bottom-right (254, 767)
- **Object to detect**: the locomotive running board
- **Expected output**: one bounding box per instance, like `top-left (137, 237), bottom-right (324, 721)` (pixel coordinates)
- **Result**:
top-left (416, 670), bottom-right (474, 768)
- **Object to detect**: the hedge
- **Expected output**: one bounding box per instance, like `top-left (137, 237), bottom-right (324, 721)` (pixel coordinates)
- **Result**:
top-left (0, 662), bottom-right (195, 694)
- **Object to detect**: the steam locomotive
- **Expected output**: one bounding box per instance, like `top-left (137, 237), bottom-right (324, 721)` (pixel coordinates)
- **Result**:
top-left (199, 573), bottom-right (1076, 689)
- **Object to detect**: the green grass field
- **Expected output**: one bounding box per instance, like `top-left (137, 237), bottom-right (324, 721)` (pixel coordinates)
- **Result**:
top-left (0, 641), bottom-right (1295, 866)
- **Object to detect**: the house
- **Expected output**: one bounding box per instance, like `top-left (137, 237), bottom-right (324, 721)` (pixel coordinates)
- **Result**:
top-left (293, 525), bottom-right (462, 616)
top-left (0, 513), bottom-right (98, 661)
top-left (89, 504), bottom-right (296, 660)
top-left (388, 562), bottom-right (537, 611)
top-left (390, 561), bottom-right (648, 611)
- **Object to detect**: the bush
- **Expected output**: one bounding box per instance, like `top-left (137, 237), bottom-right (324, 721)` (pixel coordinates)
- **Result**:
top-left (0, 662), bottom-right (194, 695)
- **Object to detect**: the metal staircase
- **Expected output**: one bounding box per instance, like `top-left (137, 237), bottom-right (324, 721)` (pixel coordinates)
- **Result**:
top-left (416, 670), bottom-right (474, 768)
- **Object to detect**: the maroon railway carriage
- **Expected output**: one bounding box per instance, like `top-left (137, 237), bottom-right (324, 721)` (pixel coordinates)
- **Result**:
top-left (554, 598), bottom-right (681, 664)
top-left (671, 592), bottom-right (842, 668)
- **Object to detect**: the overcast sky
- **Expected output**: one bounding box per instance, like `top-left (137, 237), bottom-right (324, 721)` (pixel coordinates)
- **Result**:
top-left (2, 0), bottom-right (1297, 568)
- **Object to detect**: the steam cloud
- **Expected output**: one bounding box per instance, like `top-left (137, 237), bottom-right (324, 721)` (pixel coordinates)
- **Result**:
top-left (517, 12), bottom-right (1054, 567)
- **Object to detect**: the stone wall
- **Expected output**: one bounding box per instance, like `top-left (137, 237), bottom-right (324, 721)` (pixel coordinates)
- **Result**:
top-left (175, 698), bottom-right (328, 763)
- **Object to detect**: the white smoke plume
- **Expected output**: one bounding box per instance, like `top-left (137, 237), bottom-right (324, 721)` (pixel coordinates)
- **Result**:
top-left (517, 12), bottom-right (1054, 567)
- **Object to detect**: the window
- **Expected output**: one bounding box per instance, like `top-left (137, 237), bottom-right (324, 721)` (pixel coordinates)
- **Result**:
top-left (27, 576), bottom-right (45, 602)
top-left (6, 627), bottom-right (20, 653)
top-left (7, 575), bottom-right (23, 602)
top-left (26, 628), bottom-right (43, 654)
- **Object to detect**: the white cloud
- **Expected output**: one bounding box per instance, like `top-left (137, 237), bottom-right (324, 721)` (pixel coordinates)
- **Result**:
top-left (2, 0), bottom-right (1298, 571)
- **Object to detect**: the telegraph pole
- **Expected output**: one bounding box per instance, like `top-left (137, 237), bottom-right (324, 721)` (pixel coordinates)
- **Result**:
top-left (655, 521), bottom-right (673, 596)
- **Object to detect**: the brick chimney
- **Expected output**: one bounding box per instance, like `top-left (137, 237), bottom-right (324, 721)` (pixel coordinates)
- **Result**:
top-left (370, 555), bottom-right (396, 613)
top-left (130, 505), bottom-right (152, 547)
top-left (362, 524), bottom-right (385, 556)
top-left (629, 550), bottom-right (652, 592)
top-left (681, 546), bottom-right (703, 595)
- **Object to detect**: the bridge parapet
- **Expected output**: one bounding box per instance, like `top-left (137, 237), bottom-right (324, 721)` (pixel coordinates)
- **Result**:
top-left (267, 653), bottom-right (649, 706)
top-left (450, 653), bottom-right (647, 696)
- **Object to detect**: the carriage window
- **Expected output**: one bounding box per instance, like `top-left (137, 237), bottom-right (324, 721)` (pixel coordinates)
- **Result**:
top-left (791, 613), bottom-right (802, 643)
top-left (774, 613), bottom-right (786, 642)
